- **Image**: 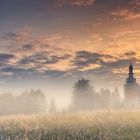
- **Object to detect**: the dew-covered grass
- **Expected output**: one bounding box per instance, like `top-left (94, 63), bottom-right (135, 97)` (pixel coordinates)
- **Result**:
top-left (0, 111), bottom-right (140, 140)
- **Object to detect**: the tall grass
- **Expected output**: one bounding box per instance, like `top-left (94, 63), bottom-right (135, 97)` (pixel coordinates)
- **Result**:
top-left (0, 111), bottom-right (140, 139)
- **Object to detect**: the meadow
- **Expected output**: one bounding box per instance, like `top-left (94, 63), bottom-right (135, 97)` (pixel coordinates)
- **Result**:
top-left (0, 111), bottom-right (140, 140)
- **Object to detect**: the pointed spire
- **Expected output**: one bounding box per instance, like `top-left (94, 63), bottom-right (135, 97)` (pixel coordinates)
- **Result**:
top-left (129, 61), bottom-right (133, 74)
top-left (126, 62), bottom-right (136, 84)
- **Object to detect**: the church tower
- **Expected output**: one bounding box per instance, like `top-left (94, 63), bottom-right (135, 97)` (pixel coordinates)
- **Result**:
top-left (126, 62), bottom-right (136, 84)
top-left (124, 63), bottom-right (140, 106)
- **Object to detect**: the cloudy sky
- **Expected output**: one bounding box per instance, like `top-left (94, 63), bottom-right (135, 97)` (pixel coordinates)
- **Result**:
top-left (0, 0), bottom-right (140, 104)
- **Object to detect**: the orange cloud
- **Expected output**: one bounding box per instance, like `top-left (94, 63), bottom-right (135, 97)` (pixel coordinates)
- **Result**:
top-left (112, 9), bottom-right (140, 20)
top-left (129, 0), bottom-right (140, 10)
top-left (112, 0), bottom-right (140, 21)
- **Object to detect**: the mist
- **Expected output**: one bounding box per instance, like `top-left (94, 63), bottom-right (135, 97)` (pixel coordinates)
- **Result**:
top-left (0, 76), bottom-right (139, 116)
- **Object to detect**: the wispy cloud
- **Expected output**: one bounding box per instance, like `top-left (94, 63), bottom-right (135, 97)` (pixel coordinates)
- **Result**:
top-left (112, 0), bottom-right (140, 21)
top-left (56, 0), bottom-right (96, 6)
top-left (112, 9), bottom-right (140, 20)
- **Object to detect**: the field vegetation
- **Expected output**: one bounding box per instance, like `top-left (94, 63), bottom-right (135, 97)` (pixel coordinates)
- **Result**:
top-left (0, 111), bottom-right (140, 140)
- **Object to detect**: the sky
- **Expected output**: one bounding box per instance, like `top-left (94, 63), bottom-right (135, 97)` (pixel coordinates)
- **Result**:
top-left (0, 0), bottom-right (140, 107)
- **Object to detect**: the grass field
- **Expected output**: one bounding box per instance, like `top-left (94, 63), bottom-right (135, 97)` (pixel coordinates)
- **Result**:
top-left (0, 111), bottom-right (140, 140)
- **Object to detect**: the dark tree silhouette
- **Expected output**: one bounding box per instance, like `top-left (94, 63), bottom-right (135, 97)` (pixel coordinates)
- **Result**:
top-left (69, 78), bottom-right (95, 111)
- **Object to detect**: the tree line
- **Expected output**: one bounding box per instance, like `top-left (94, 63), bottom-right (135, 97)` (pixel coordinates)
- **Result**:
top-left (0, 89), bottom-right (46, 115)
top-left (0, 78), bottom-right (122, 115)
top-left (69, 78), bottom-right (121, 111)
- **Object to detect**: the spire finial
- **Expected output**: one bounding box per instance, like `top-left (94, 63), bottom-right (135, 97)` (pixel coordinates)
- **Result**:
top-left (130, 61), bottom-right (132, 66)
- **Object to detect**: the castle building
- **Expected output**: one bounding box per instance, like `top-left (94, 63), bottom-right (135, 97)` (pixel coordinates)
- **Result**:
top-left (124, 63), bottom-right (140, 107)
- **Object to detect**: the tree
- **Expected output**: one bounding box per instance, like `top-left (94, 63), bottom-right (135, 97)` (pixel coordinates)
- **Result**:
top-left (49, 98), bottom-right (56, 113)
top-left (110, 87), bottom-right (121, 109)
top-left (0, 89), bottom-right (47, 115)
top-left (99, 88), bottom-right (111, 109)
top-left (20, 89), bottom-right (47, 114)
top-left (69, 78), bottom-right (95, 111)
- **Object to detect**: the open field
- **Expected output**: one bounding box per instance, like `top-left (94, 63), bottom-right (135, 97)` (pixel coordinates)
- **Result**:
top-left (0, 111), bottom-right (140, 140)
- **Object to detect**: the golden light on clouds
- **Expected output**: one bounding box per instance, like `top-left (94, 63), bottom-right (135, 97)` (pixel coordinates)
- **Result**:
top-left (0, 0), bottom-right (139, 85)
